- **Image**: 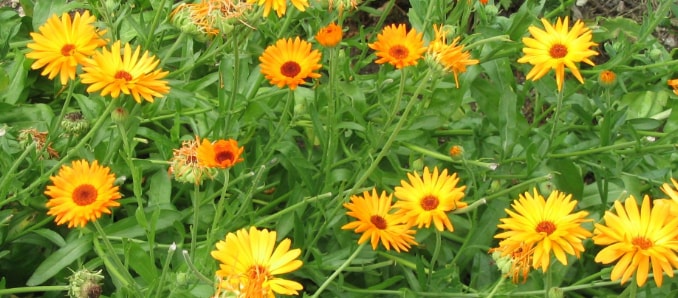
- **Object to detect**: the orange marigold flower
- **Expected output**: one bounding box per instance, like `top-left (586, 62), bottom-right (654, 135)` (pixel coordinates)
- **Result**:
top-left (259, 37), bottom-right (322, 90)
top-left (427, 25), bottom-right (478, 87)
top-left (26, 10), bottom-right (107, 85)
top-left (341, 188), bottom-right (418, 252)
top-left (315, 22), bottom-right (343, 48)
top-left (369, 24), bottom-right (426, 69)
top-left (599, 70), bottom-right (616, 86)
top-left (593, 195), bottom-right (678, 287)
top-left (44, 160), bottom-right (122, 228)
top-left (668, 79), bottom-right (678, 96)
top-left (490, 243), bottom-right (534, 284)
top-left (449, 145), bottom-right (463, 158)
top-left (80, 41), bottom-right (170, 103)
top-left (197, 138), bottom-right (245, 169)
top-left (517, 17), bottom-right (598, 91)
top-left (393, 166), bottom-right (467, 231)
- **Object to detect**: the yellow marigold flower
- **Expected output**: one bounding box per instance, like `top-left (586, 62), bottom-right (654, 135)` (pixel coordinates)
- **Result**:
top-left (44, 160), bottom-right (122, 228)
top-left (80, 41), bottom-right (170, 103)
top-left (211, 227), bottom-right (303, 297)
top-left (393, 166), bottom-right (467, 232)
top-left (25, 11), bottom-right (107, 85)
top-left (341, 188), bottom-right (418, 252)
top-left (599, 70), bottom-right (616, 86)
top-left (593, 195), bottom-right (678, 287)
top-left (259, 37), bottom-right (322, 90)
top-left (169, 136), bottom-right (217, 184)
top-left (369, 24), bottom-right (427, 69)
top-left (659, 178), bottom-right (678, 218)
top-left (248, 0), bottom-right (308, 17)
top-left (427, 25), bottom-right (479, 87)
top-left (517, 17), bottom-right (598, 91)
top-left (494, 188), bottom-right (592, 272)
top-left (315, 22), bottom-right (342, 48)
top-left (197, 138), bottom-right (244, 169)
top-left (489, 243), bottom-right (534, 284)
top-left (668, 79), bottom-right (678, 96)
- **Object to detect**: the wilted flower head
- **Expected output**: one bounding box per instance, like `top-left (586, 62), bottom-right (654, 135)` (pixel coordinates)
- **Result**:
top-left (18, 128), bottom-right (59, 159)
top-left (426, 24), bottom-right (478, 87)
top-left (171, 0), bottom-right (252, 39)
top-left (169, 136), bottom-right (217, 184)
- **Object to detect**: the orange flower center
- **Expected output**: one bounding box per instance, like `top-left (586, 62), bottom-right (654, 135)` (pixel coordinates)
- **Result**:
top-left (420, 195), bottom-right (439, 211)
top-left (115, 70), bottom-right (133, 81)
top-left (535, 221), bottom-right (556, 235)
top-left (61, 44), bottom-right (76, 56)
top-left (245, 265), bottom-right (270, 296)
top-left (215, 150), bottom-right (234, 164)
top-left (72, 184), bottom-right (98, 206)
top-left (280, 61), bottom-right (301, 78)
top-left (549, 44), bottom-right (568, 58)
top-left (632, 237), bottom-right (653, 250)
top-left (389, 45), bottom-right (409, 59)
top-left (370, 215), bottom-right (387, 229)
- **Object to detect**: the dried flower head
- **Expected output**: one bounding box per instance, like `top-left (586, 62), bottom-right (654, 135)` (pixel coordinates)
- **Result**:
top-left (18, 128), bottom-right (59, 159)
top-left (169, 136), bottom-right (217, 184)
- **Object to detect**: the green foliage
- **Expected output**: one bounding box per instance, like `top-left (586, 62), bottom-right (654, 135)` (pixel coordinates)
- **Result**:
top-left (1, 0), bottom-right (678, 297)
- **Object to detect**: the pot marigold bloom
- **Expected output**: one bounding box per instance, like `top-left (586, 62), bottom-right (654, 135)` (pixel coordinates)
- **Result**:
top-left (44, 160), bottom-right (122, 228)
top-left (315, 22), bottom-right (342, 48)
top-left (211, 227), bottom-right (303, 297)
top-left (393, 166), bottom-right (467, 232)
top-left (341, 188), bottom-right (418, 252)
top-left (80, 41), bottom-right (170, 103)
top-left (494, 188), bottom-right (592, 272)
top-left (170, 0), bottom-right (252, 38)
top-left (517, 17), bottom-right (598, 91)
top-left (599, 70), bottom-right (616, 86)
top-left (427, 25), bottom-right (478, 87)
top-left (369, 24), bottom-right (426, 69)
top-left (248, 0), bottom-right (309, 17)
top-left (593, 195), bottom-right (678, 287)
top-left (489, 243), bottom-right (534, 284)
top-left (26, 11), bottom-right (107, 85)
top-left (197, 138), bottom-right (244, 169)
top-left (259, 37), bottom-right (322, 90)
top-left (668, 79), bottom-right (678, 96)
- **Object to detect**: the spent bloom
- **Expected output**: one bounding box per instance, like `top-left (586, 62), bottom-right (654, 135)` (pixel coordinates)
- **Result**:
top-left (593, 195), bottom-right (678, 287)
top-left (341, 188), bottom-right (418, 252)
top-left (80, 41), bottom-right (170, 103)
top-left (211, 227), bottom-right (303, 297)
top-left (44, 160), bottom-right (122, 228)
top-left (170, 0), bottom-right (252, 39)
top-left (169, 136), bottom-right (217, 184)
top-left (489, 243), bottom-right (534, 284)
top-left (247, 0), bottom-right (309, 17)
top-left (259, 37), bottom-right (322, 90)
top-left (427, 24), bottom-right (478, 87)
top-left (393, 166), bottom-right (467, 232)
top-left (197, 138), bottom-right (245, 169)
top-left (494, 188), bottom-right (592, 272)
top-left (369, 24), bottom-right (426, 69)
top-left (517, 17), bottom-right (598, 91)
top-left (26, 10), bottom-right (107, 85)
top-left (315, 22), bottom-right (343, 48)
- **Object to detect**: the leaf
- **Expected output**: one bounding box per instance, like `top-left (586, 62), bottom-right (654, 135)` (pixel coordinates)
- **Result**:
top-left (127, 242), bottom-right (158, 284)
top-left (31, 228), bottom-right (66, 247)
top-left (106, 209), bottom-right (182, 239)
top-left (26, 233), bottom-right (92, 286)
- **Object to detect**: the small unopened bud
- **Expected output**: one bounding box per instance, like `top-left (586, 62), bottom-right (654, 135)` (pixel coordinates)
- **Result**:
top-left (111, 107), bottom-right (129, 124)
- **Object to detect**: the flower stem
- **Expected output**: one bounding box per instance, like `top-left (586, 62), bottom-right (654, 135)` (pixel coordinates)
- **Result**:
top-left (92, 220), bottom-right (138, 291)
top-left (429, 230), bottom-right (443, 280)
top-left (153, 243), bottom-right (177, 298)
top-left (485, 276), bottom-right (506, 298)
top-left (547, 89), bottom-right (564, 154)
top-left (191, 183), bottom-right (201, 257)
top-left (311, 243), bottom-right (366, 298)
top-left (0, 286), bottom-right (69, 295)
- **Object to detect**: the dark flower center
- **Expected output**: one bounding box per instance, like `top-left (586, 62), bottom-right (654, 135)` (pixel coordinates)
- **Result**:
top-left (215, 151), bottom-right (234, 164)
top-left (420, 195), bottom-right (439, 211)
top-left (632, 237), bottom-right (653, 250)
top-left (72, 184), bottom-right (98, 206)
top-left (535, 221), bottom-right (556, 235)
top-left (114, 70), bottom-right (133, 81)
top-left (370, 215), bottom-right (387, 229)
top-left (61, 44), bottom-right (76, 56)
top-left (549, 44), bottom-right (568, 58)
top-left (280, 61), bottom-right (301, 78)
top-left (389, 45), bottom-right (409, 59)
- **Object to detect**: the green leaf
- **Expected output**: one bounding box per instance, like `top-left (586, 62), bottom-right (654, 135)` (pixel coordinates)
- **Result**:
top-left (31, 228), bottom-right (66, 247)
top-left (32, 0), bottom-right (81, 30)
top-left (26, 233), bottom-right (92, 286)
top-left (127, 242), bottom-right (158, 284)
top-left (547, 158), bottom-right (583, 200)
top-left (106, 209), bottom-right (182, 239)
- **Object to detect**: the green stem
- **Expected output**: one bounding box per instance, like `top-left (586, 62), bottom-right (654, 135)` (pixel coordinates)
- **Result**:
top-left (544, 269), bottom-right (552, 298)
top-left (380, 68), bottom-right (408, 145)
top-left (310, 243), bottom-right (366, 298)
top-left (254, 192), bottom-right (332, 226)
top-left (223, 38), bottom-right (240, 137)
top-left (0, 143), bottom-right (36, 206)
top-left (191, 183), bottom-right (201, 257)
top-left (146, 0), bottom-right (169, 49)
top-left (210, 171), bottom-right (231, 241)
top-left (92, 220), bottom-right (138, 290)
top-left (0, 286), bottom-right (70, 295)
top-left (153, 243), bottom-right (177, 298)
top-left (429, 230), bottom-right (443, 280)
top-left (159, 32), bottom-right (186, 68)
top-left (350, 69), bottom-right (433, 197)
top-left (7, 99), bottom-right (119, 207)
top-left (181, 250), bottom-right (214, 285)
top-left (322, 46), bottom-right (339, 189)
top-left (547, 89), bottom-right (564, 153)
top-left (483, 174), bottom-right (552, 201)
top-left (486, 277), bottom-right (506, 298)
